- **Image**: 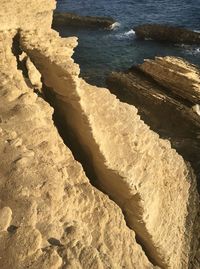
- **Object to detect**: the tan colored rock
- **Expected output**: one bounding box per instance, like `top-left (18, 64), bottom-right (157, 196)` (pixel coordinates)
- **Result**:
top-left (0, 0), bottom-right (56, 31)
top-left (0, 32), bottom-right (154, 269)
top-left (26, 57), bottom-right (43, 91)
top-left (139, 56), bottom-right (200, 104)
top-left (20, 29), bottom-right (199, 269)
top-left (0, 207), bottom-right (12, 231)
top-left (106, 65), bottom-right (200, 187)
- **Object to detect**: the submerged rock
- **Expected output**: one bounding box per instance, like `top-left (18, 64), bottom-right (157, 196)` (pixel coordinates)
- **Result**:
top-left (52, 11), bottom-right (115, 29)
top-left (134, 24), bottom-right (200, 44)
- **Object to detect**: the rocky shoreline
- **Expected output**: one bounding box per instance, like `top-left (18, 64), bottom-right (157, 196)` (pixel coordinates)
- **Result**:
top-left (107, 57), bottom-right (200, 191)
top-left (134, 24), bottom-right (200, 44)
top-left (0, 1), bottom-right (200, 269)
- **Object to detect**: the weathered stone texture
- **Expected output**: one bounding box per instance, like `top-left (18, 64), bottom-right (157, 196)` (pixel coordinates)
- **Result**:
top-left (0, 0), bottom-right (56, 31)
top-left (20, 30), bottom-right (199, 269)
top-left (0, 32), bottom-right (154, 269)
top-left (139, 56), bottom-right (200, 104)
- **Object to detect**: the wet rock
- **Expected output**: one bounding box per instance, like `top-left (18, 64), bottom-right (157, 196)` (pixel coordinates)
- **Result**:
top-left (52, 11), bottom-right (116, 29)
top-left (134, 24), bottom-right (200, 44)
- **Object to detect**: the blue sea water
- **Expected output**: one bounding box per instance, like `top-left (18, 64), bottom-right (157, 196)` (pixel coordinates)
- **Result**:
top-left (55, 0), bottom-right (200, 86)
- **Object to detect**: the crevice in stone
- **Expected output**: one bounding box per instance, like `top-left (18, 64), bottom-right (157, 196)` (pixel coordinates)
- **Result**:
top-left (135, 234), bottom-right (158, 267)
top-left (106, 70), bottom-right (200, 191)
top-left (42, 84), bottom-right (100, 188)
top-left (41, 84), bottom-right (160, 268)
top-left (7, 225), bottom-right (18, 234)
top-left (11, 32), bottom-right (44, 98)
top-left (12, 32), bottom-right (28, 78)
top-left (19, 36), bottom-right (196, 267)
top-left (48, 238), bottom-right (63, 247)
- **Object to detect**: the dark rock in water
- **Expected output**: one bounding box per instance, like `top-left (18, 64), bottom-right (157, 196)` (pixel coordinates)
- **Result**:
top-left (52, 11), bottom-right (115, 29)
top-left (134, 24), bottom-right (200, 44)
top-left (106, 56), bottom-right (200, 190)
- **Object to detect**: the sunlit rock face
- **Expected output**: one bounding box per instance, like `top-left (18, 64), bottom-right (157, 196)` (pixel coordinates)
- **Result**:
top-left (0, 31), bottom-right (154, 269)
top-left (0, 0), bottom-right (56, 31)
top-left (20, 29), bottom-right (199, 269)
top-left (0, 1), bottom-right (199, 269)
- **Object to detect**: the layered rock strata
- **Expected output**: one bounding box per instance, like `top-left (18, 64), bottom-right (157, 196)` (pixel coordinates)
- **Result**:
top-left (134, 24), bottom-right (200, 44)
top-left (139, 57), bottom-right (200, 104)
top-left (53, 12), bottom-right (115, 29)
top-left (20, 29), bottom-right (199, 269)
top-left (0, 31), bottom-right (156, 269)
top-left (107, 61), bottom-right (200, 187)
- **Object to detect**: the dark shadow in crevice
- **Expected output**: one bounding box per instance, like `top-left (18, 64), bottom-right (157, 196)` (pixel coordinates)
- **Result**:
top-left (42, 83), bottom-right (161, 267)
top-left (12, 32), bottom-right (28, 78)
top-left (7, 225), bottom-right (18, 234)
top-left (135, 234), bottom-right (158, 267)
top-left (42, 83), bottom-right (99, 188)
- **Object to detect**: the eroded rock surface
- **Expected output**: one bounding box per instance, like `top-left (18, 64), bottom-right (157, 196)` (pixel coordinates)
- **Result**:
top-left (107, 61), bottom-right (200, 188)
top-left (134, 24), bottom-right (200, 44)
top-left (0, 1), bottom-right (55, 31)
top-left (0, 32), bottom-right (155, 269)
top-left (0, 1), bottom-right (199, 268)
top-left (139, 56), bottom-right (200, 104)
top-left (20, 29), bottom-right (199, 269)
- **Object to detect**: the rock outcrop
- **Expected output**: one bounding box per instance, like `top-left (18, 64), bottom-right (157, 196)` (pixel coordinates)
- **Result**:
top-left (107, 57), bottom-right (200, 185)
top-left (0, 0), bottom-right (55, 31)
top-left (134, 24), bottom-right (200, 44)
top-left (0, 31), bottom-right (155, 269)
top-left (52, 12), bottom-right (115, 29)
top-left (20, 29), bottom-right (199, 269)
top-left (0, 1), bottom-right (199, 269)
top-left (139, 57), bottom-right (200, 104)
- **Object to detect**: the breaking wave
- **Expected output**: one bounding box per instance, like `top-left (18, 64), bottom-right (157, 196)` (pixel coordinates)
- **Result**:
top-left (115, 29), bottom-right (135, 39)
top-left (110, 22), bottom-right (121, 30)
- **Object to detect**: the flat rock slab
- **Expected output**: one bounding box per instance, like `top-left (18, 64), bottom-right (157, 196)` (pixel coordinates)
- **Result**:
top-left (134, 24), bottom-right (200, 45)
top-left (138, 56), bottom-right (200, 104)
top-left (53, 12), bottom-right (115, 29)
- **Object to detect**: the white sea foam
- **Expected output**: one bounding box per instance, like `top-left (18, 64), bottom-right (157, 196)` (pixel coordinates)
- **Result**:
top-left (185, 47), bottom-right (200, 55)
top-left (124, 29), bottom-right (135, 36)
top-left (115, 29), bottom-right (135, 39)
top-left (192, 104), bottom-right (200, 116)
top-left (110, 22), bottom-right (121, 30)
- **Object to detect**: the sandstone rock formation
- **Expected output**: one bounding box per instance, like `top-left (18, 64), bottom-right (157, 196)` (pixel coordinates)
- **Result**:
top-left (53, 12), bottom-right (115, 29)
top-left (134, 24), bottom-right (200, 44)
top-left (0, 31), bottom-right (155, 269)
top-left (0, 0), bottom-right (55, 31)
top-left (20, 29), bottom-right (199, 269)
top-left (139, 57), bottom-right (200, 104)
top-left (107, 58), bottom-right (200, 188)
top-left (0, 1), bottom-right (199, 269)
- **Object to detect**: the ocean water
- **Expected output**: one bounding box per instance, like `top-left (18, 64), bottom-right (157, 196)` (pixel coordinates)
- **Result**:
top-left (55, 0), bottom-right (200, 86)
